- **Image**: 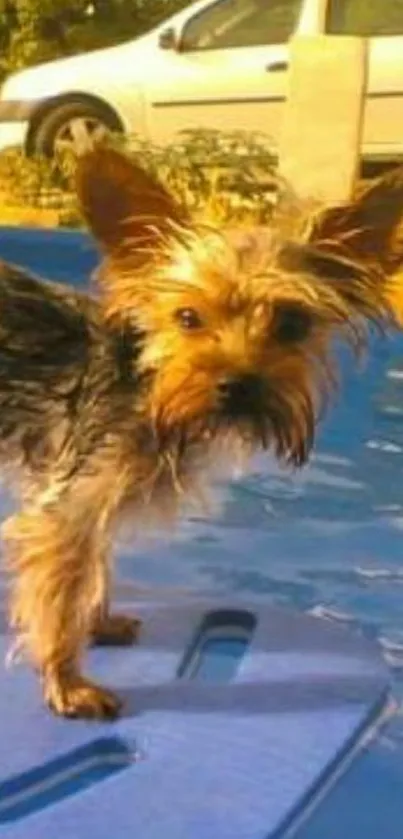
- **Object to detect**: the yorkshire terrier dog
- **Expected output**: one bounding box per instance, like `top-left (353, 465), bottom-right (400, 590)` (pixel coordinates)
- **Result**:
top-left (0, 146), bottom-right (402, 720)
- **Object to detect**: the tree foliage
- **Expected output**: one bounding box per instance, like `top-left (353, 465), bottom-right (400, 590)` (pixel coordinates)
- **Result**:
top-left (0, 0), bottom-right (190, 82)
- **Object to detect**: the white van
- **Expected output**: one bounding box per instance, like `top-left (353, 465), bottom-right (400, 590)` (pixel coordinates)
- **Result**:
top-left (0, 0), bottom-right (402, 162)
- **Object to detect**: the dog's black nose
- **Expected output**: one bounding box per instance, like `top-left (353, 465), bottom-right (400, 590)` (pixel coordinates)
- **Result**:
top-left (218, 374), bottom-right (263, 412)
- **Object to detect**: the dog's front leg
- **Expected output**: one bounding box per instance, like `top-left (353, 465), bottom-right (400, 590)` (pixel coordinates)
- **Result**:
top-left (3, 502), bottom-right (122, 720)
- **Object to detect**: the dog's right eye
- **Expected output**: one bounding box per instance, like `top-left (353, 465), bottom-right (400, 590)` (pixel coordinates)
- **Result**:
top-left (174, 307), bottom-right (204, 330)
top-left (271, 302), bottom-right (314, 344)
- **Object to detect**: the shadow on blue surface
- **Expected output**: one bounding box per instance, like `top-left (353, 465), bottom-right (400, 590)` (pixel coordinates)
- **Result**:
top-left (0, 226), bottom-right (402, 837)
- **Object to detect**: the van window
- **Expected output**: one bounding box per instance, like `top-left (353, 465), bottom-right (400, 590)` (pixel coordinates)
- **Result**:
top-left (327, 0), bottom-right (403, 36)
top-left (181, 0), bottom-right (301, 50)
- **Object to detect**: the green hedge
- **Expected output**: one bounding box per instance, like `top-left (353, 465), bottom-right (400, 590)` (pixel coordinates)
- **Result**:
top-left (0, 129), bottom-right (278, 228)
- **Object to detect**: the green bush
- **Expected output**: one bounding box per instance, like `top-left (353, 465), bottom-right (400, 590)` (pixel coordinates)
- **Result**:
top-left (0, 129), bottom-right (278, 228)
top-left (0, 143), bottom-right (78, 225)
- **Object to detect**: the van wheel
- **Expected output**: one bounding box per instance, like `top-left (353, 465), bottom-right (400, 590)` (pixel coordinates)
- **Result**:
top-left (30, 100), bottom-right (122, 157)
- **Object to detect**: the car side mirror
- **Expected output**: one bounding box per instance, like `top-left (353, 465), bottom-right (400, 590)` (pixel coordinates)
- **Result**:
top-left (158, 27), bottom-right (177, 50)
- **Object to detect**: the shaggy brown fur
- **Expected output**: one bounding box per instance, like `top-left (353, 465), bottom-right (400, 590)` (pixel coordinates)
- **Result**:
top-left (1, 146), bottom-right (402, 719)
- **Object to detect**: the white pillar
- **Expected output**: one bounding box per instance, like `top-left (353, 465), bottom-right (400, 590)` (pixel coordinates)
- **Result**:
top-left (279, 35), bottom-right (368, 203)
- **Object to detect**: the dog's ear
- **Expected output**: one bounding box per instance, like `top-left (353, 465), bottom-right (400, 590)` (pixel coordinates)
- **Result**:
top-left (307, 166), bottom-right (403, 275)
top-left (277, 168), bottom-right (403, 332)
top-left (278, 239), bottom-right (391, 329)
top-left (75, 145), bottom-right (189, 260)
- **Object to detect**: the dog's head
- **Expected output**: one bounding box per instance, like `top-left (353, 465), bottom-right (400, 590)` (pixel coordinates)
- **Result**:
top-left (76, 147), bottom-right (402, 467)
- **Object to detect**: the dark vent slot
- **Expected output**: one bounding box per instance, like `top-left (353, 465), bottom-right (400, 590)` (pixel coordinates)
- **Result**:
top-left (0, 737), bottom-right (133, 823)
top-left (178, 609), bottom-right (256, 682)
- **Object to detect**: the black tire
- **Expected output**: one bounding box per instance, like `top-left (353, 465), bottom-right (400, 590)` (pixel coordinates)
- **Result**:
top-left (30, 100), bottom-right (121, 157)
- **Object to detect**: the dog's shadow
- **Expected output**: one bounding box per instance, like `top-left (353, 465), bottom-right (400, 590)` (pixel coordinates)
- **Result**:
top-left (0, 609), bottom-right (9, 635)
top-left (115, 672), bottom-right (382, 720)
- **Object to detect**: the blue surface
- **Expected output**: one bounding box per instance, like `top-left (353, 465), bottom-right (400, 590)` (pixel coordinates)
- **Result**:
top-left (0, 226), bottom-right (402, 837)
top-left (0, 596), bottom-right (390, 838)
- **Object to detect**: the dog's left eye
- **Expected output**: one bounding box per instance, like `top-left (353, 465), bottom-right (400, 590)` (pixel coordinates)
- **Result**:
top-left (272, 303), bottom-right (313, 344)
top-left (174, 307), bottom-right (204, 330)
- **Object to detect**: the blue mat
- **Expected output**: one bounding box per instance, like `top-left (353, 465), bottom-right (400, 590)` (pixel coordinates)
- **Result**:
top-left (0, 227), bottom-right (393, 838)
top-left (0, 593), bottom-right (391, 839)
top-left (0, 226), bottom-right (99, 286)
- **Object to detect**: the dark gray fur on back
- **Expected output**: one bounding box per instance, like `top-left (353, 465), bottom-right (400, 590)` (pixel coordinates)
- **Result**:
top-left (0, 260), bottom-right (142, 478)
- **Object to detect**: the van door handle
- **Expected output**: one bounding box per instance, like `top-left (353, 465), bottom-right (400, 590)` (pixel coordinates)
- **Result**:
top-left (266, 60), bottom-right (288, 72)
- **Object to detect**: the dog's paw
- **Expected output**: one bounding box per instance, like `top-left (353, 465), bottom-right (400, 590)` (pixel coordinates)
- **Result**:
top-left (45, 674), bottom-right (122, 720)
top-left (92, 613), bottom-right (142, 647)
